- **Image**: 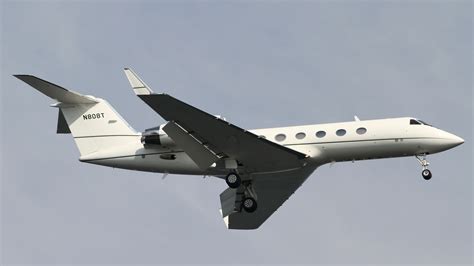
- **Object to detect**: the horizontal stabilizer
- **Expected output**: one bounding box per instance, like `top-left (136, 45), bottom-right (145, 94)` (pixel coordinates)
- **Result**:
top-left (15, 73), bottom-right (138, 157)
top-left (14, 75), bottom-right (98, 104)
top-left (123, 68), bottom-right (153, 95)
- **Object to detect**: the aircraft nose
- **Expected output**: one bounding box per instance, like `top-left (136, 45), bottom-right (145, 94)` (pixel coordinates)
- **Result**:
top-left (452, 135), bottom-right (464, 146)
top-left (443, 132), bottom-right (464, 148)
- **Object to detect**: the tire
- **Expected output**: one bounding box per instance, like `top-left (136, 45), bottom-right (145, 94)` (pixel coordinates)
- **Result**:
top-left (225, 173), bottom-right (241, 188)
top-left (422, 169), bottom-right (432, 180)
top-left (242, 197), bottom-right (258, 213)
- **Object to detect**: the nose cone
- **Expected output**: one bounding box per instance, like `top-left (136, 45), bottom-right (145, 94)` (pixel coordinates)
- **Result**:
top-left (422, 129), bottom-right (464, 154)
top-left (450, 135), bottom-right (464, 147)
top-left (441, 132), bottom-right (464, 149)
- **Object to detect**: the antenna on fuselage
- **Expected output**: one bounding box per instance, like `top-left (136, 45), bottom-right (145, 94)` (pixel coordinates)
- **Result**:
top-left (354, 115), bottom-right (360, 121)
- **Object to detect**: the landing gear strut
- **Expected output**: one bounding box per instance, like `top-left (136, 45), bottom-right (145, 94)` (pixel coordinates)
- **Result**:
top-left (241, 181), bottom-right (258, 213)
top-left (416, 154), bottom-right (432, 180)
top-left (225, 172), bottom-right (258, 212)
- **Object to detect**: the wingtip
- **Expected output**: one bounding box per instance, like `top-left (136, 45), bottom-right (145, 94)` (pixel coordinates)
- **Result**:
top-left (13, 74), bottom-right (30, 78)
top-left (219, 209), bottom-right (230, 229)
top-left (13, 74), bottom-right (37, 82)
top-left (123, 68), bottom-right (154, 95)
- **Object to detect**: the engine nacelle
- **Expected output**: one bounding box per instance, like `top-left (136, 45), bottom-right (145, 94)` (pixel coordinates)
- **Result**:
top-left (141, 127), bottom-right (175, 147)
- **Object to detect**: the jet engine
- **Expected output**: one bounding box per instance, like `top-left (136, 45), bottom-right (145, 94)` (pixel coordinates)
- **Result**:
top-left (141, 125), bottom-right (175, 147)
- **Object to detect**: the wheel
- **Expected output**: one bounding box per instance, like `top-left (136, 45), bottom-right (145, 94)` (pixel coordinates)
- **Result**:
top-left (225, 173), bottom-right (241, 188)
top-left (242, 197), bottom-right (258, 213)
top-left (422, 169), bottom-right (432, 180)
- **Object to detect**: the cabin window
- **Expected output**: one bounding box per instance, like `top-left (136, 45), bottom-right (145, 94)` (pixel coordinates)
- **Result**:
top-left (356, 127), bottom-right (367, 135)
top-left (316, 131), bottom-right (326, 138)
top-left (275, 134), bottom-right (286, 142)
top-left (295, 132), bottom-right (306, 139)
top-left (336, 129), bottom-right (346, 136)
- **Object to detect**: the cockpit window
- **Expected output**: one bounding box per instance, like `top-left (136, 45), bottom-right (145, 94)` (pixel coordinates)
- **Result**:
top-left (418, 120), bottom-right (432, 126)
top-left (410, 119), bottom-right (432, 126)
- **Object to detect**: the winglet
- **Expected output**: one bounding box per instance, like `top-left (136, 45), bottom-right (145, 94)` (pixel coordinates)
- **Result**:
top-left (123, 68), bottom-right (153, 95)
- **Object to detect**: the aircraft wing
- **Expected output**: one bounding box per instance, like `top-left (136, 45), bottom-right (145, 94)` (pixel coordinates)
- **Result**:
top-left (220, 166), bottom-right (316, 229)
top-left (138, 94), bottom-right (307, 171)
top-left (123, 68), bottom-right (315, 229)
top-left (124, 68), bottom-right (307, 172)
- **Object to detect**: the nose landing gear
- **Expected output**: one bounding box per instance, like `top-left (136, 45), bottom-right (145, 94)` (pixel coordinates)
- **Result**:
top-left (422, 169), bottom-right (432, 180)
top-left (416, 154), bottom-right (432, 180)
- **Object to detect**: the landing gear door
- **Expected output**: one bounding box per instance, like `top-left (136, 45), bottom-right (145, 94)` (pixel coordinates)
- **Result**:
top-left (219, 187), bottom-right (243, 217)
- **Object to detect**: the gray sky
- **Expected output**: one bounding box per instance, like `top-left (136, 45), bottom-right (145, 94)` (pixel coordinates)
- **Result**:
top-left (1, 1), bottom-right (472, 265)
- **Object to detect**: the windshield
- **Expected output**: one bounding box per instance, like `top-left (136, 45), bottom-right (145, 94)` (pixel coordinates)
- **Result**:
top-left (418, 120), bottom-right (431, 126)
top-left (410, 118), bottom-right (432, 126)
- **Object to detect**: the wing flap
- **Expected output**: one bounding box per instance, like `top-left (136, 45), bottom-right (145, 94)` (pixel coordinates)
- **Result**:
top-left (162, 121), bottom-right (220, 169)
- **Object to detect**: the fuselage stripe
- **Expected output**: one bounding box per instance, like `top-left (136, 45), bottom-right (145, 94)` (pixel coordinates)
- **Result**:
top-left (282, 137), bottom-right (444, 147)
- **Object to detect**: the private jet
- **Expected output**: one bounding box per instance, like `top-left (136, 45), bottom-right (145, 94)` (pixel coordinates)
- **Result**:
top-left (14, 69), bottom-right (464, 229)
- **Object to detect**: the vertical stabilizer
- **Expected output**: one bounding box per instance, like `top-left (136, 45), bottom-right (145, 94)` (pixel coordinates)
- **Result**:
top-left (15, 75), bottom-right (139, 156)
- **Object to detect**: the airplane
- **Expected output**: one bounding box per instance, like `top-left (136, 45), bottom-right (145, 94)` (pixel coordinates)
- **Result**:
top-left (14, 69), bottom-right (464, 230)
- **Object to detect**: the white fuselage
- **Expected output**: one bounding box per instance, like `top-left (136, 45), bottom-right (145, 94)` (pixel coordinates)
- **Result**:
top-left (79, 117), bottom-right (464, 177)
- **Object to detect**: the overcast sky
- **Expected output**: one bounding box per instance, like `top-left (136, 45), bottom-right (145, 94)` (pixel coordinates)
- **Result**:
top-left (1, 1), bottom-right (472, 265)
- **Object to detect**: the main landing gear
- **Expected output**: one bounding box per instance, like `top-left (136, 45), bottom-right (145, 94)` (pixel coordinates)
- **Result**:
top-left (225, 172), bottom-right (241, 188)
top-left (225, 172), bottom-right (258, 213)
top-left (416, 154), bottom-right (432, 180)
top-left (242, 196), bottom-right (258, 213)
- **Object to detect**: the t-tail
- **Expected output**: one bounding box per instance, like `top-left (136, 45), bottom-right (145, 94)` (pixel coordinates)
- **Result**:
top-left (14, 75), bottom-right (139, 156)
